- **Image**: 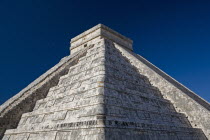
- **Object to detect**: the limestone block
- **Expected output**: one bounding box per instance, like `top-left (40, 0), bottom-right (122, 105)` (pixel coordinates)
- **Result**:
top-left (2, 135), bottom-right (10, 140)
top-left (28, 132), bottom-right (57, 140)
top-left (9, 133), bottom-right (29, 140)
top-left (53, 111), bottom-right (67, 121)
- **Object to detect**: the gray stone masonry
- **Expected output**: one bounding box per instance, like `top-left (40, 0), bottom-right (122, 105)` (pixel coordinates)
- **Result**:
top-left (0, 45), bottom-right (92, 139)
top-left (1, 24), bottom-right (209, 140)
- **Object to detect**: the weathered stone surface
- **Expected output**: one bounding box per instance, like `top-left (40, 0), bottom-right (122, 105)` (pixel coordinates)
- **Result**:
top-left (1, 24), bottom-right (209, 140)
top-left (115, 43), bottom-right (210, 139)
top-left (0, 45), bottom-right (91, 139)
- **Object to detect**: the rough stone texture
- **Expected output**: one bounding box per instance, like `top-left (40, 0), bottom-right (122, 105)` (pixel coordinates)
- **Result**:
top-left (0, 45), bottom-right (91, 139)
top-left (1, 24), bottom-right (210, 140)
top-left (115, 43), bottom-right (210, 139)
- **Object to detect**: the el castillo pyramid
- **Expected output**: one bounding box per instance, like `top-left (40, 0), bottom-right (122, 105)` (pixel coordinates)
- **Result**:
top-left (0, 24), bottom-right (210, 140)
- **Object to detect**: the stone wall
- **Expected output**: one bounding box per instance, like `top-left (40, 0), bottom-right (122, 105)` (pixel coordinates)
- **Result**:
top-left (2, 39), bottom-right (107, 140)
top-left (115, 43), bottom-right (210, 139)
top-left (0, 46), bottom-right (90, 139)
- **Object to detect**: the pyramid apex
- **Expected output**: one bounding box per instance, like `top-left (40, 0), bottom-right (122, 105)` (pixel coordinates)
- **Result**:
top-left (70, 24), bottom-right (133, 54)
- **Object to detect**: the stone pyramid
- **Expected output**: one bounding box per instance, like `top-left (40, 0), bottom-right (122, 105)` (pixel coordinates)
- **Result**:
top-left (1, 24), bottom-right (210, 140)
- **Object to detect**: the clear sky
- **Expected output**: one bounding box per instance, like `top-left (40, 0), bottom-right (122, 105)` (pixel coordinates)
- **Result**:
top-left (0, 0), bottom-right (210, 105)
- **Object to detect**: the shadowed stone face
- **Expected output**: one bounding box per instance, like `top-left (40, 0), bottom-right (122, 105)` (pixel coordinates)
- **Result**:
top-left (1, 24), bottom-right (209, 140)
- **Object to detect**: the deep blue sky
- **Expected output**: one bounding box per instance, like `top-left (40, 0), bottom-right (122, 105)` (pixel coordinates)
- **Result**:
top-left (0, 0), bottom-right (210, 105)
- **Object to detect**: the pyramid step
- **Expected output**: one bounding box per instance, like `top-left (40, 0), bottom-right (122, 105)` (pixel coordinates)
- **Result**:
top-left (22, 94), bottom-right (104, 117)
top-left (33, 84), bottom-right (103, 111)
top-left (46, 63), bottom-right (106, 98)
top-left (4, 120), bottom-right (206, 140)
top-left (104, 63), bottom-right (164, 98)
top-left (58, 64), bottom-right (105, 87)
top-left (33, 81), bottom-right (172, 112)
top-left (104, 127), bottom-right (206, 140)
top-left (3, 127), bottom-right (206, 140)
top-left (22, 99), bottom-right (181, 122)
top-left (65, 51), bottom-right (105, 75)
top-left (56, 49), bottom-right (105, 86)
top-left (17, 96), bottom-right (190, 130)
top-left (31, 94), bottom-right (175, 121)
top-left (44, 73), bottom-right (105, 100)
